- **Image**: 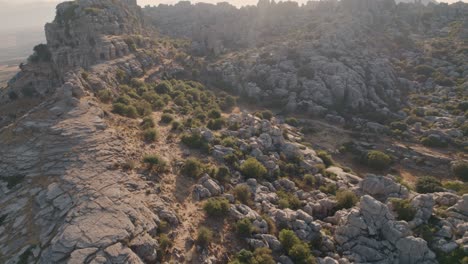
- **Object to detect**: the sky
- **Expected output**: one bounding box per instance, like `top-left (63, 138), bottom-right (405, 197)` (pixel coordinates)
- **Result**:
top-left (4, 0), bottom-right (466, 6)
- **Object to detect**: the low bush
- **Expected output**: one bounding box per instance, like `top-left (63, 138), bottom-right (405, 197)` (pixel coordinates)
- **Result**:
top-left (235, 218), bottom-right (254, 237)
top-left (319, 182), bottom-right (337, 195)
top-left (203, 197), bottom-right (230, 217)
top-left (141, 117), bottom-right (155, 129)
top-left (335, 190), bottom-right (358, 210)
top-left (443, 181), bottom-right (468, 195)
top-left (142, 154), bottom-right (168, 172)
top-left (112, 103), bottom-right (138, 118)
top-left (240, 158), bottom-right (267, 179)
top-left (97, 89), bottom-right (112, 103)
top-left (215, 166), bottom-right (231, 183)
top-left (365, 150), bottom-right (391, 170)
top-left (416, 176), bottom-right (443, 193)
top-left (279, 230), bottom-right (316, 264)
top-left (390, 198), bottom-right (416, 221)
top-left (421, 136), bottom-right (448, 148)
top-left (181, 158), bottom-right (204, 178)
top-left (285, 117), bottom-right (299, 127)
top-left (196, 226), bottom-right (213, 247)
top-left (317, 151), bottom-right (334, 168)
top-left (230, 248), bottom-right (275, 264)
top-left (171, 120), bottom-right (182, 131)
top-left (207, 118), bottom-right (226, 130)
top-left (158, 234), bottom-right (172, 251)
top-left (143, 128), bottom-right (158, 142)
top-left (208, 109), bottom-right (222, 119)
top-left (460, 123), bottom-right (468, 137)
top-left (279, 229), bottom-right (301, 252)
top-left (277, 191), bottom-right (301, 210)
top-left (160, 113), bottom-right (174, 124)
top-left (233, 184), bottom-right (252, 204)
top-left (181, 131), bottom-right (209, 150)
top-left (289, 243), bottom-right (316, 264)
top-left (261, 110), bottom-right (273, 120)
top-left (452, 161), bottom-right (468, 182)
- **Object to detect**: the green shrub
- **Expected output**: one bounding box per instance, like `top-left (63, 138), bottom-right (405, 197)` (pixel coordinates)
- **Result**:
top-left (155, 81), bottom-right (172, 94)
top-left (196, 226), bottom-right (213, 247)
top-left (143, 154), bottom-right (168, 172)
top-left (285, 117), bottom-right (299, 127)
top-left (181, 131), bottom-right (209, 150)
top-left (279, 230), bottom-right (316, 263)
top-left (416, 176), bottom-right (443, 193)
top-left (112, 103), bottom-right (138, 118)
top-left (452, 161), bottom-right (468, 182)
top-left (160, 113), bottom-right (174, 124)
top-left (390, 121), bottom-right (407, 131)
top-left (437, 247), bottom-right (468, 264)
top-left (319, 183), bottom-right (337, 195)
top-left (203, 197), bottom-right (230, 217)
top-left (181, 158), bottom-right (204, 178)
top-left (215, 166), bottom-right (231, 183)
top-left (159, 234), bottom-right (172, 250)
top-left (233, 184), bottom-right (252, 205)
top-left (414, 65), bottom-right (435, 77)
top-left (143, 128), bottom-right (158, 142)
top-left (443, 181), bottom-right (468, 195)
top-left (421, 136), bottom-right (448, 148)
top-left (289, 243), bottom-right (316, 264)
top-left (261, 110), bottom-right (273, 120)
top-left (279, 229), bottom-right (301, 252)
top-left (460, 124), bottom-right (468, 137)
top-left (230, 248), bottom-right (275, 264)
top-left (335, 190), bottom-right (358, 210)
top-left (366, 150), bottom-right (391, 170)
top-left (235, 218), bottom-right (254, 237)
top-left (208, 109), bottom-right (222, 119)
top-left (221, 96), bottom-right (237, 111)
top-left (304, 174), bottom-right (316, 186)
top-left (171, 120), bottom-right (182, 131)
top-left (141, 117), bottom-right (155, 129)
top-left (207, 118), bottom-right (226, 130)
top-left (277, 191), bottom-right (301, 210)
top-left (390, 198), bottom-right (416, 221)
top-left (221, 137), bottom-right (237, 148)
top-left (135, 101), bottom-right (153, 117)
top-left (240, 158), bottom-right (267, 179)
top-left (97, 89), bottom-right (112, 103)
top-left (317, 151), bottom-right (334, 168)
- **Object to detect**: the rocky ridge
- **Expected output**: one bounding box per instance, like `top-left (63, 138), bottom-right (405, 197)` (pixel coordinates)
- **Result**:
top-left (0, 0), bottom-right (467, 263)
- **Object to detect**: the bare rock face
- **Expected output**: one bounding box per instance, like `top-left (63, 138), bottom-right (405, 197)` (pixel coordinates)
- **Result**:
top-left (0, 1), bottom-right (165, 263)
top-left (334, 195), bottom-right (437, 263)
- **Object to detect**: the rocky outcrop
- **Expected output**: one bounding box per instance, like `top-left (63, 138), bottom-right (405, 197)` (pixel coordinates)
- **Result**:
top-left (334, 195), bottom-right (437, 263)
top-left (46, 0), bottom-right (146, 72)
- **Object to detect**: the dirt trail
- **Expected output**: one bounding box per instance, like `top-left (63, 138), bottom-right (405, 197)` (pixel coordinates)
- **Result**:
top-left (151, 112), bottom-right (205, 263)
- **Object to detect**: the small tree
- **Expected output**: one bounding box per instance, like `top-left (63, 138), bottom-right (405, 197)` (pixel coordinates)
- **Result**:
top-left (240, 158), bottom-right (267, 179)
